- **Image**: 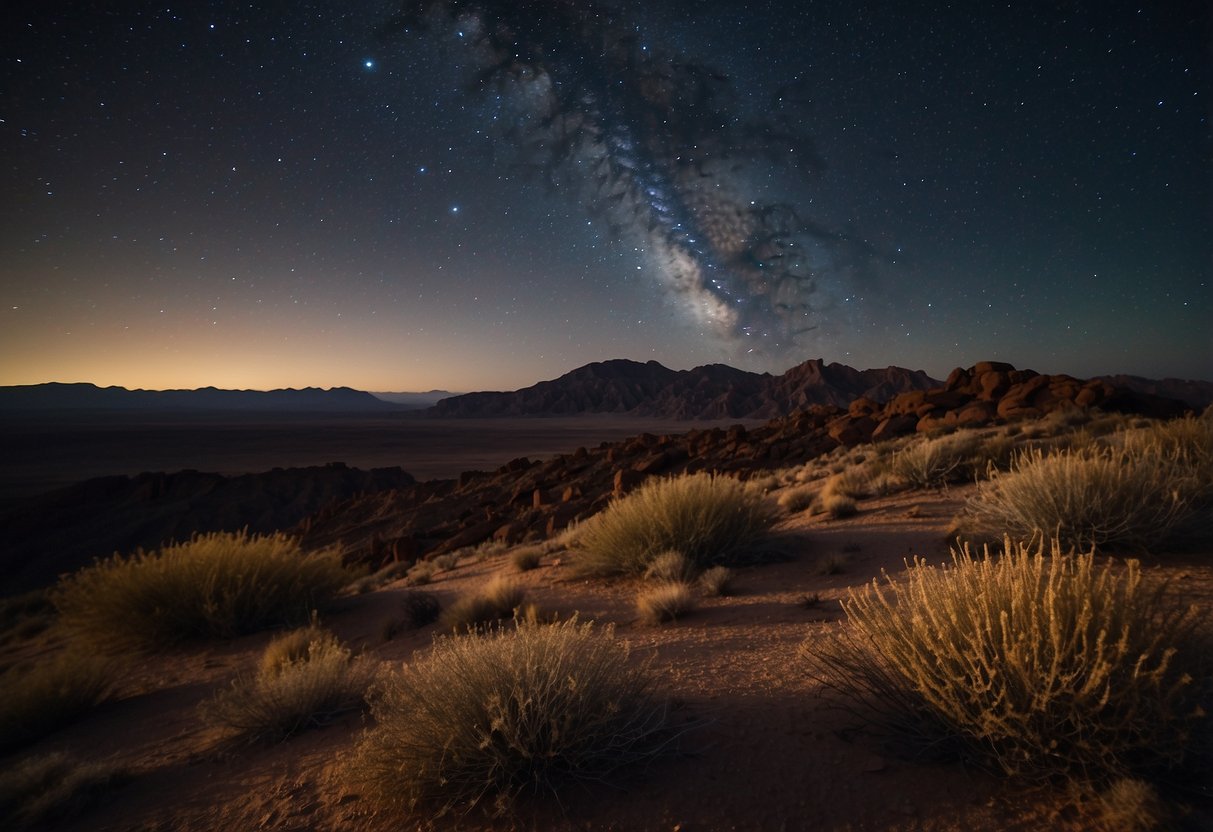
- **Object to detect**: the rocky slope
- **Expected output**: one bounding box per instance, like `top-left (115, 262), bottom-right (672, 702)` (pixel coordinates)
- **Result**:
top-left (299, 361), bottom-right (1192, 568)
top-left (426, 358), bottom-right (940, 418)
top-left (0, 464), bottom-right (415, 592)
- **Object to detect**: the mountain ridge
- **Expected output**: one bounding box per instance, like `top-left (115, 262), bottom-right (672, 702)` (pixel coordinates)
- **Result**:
top-left (0, 382), bottom-right (402, 412)
top-left (426, 358), bottom-right (943, 419)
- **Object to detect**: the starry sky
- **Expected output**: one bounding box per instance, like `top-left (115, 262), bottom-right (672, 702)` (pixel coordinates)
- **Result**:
top-left (2, 0), bottom-right (1210, 393)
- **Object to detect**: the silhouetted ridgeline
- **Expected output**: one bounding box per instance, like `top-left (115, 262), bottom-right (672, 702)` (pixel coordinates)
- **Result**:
top-left (0, 382), bottom-right (402, 411)
top-left (426, 358), bottom-right (942, 418)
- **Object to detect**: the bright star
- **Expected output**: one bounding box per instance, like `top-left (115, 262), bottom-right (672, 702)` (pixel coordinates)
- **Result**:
top-left (364, 59), bottom-right (375, 70)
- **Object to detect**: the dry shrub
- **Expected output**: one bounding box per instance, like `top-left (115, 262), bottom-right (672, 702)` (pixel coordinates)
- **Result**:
top-left (822, 468), bottom-right (870, 500)
top-left (1094, 778), bottom-right (1167, 832)
top-left (438, 576), bottom-right (527, 632)
top-left (0, 752), bottom-right (130, 829)
top-left (202, 627), bottom-right (375, 742)
top-left (815, 554), bottom-right (848, 576)
top-left (778, 485), bottom-right (817, 513)
top-left (0, 650), bottom-right (116, 751)
top-left (348, 617), bottom-right (671, 817)
top-left (574, 473), bottom-right (778, 577)
top-left (699, 565), bottom-right (735, 597)
top-left (406, 560), bottom-right (437, 585)
top-left (636, 582), bottom-right (696, 624)
top-left (805, 540), bottom-right (1207, 784)
top-left (510, 546), bottom-right (543, 572)
top-left (822, 494), bottom-right (857, 518)
top-left (399, 590), bottom-right (441, 629)
top-left (959, 416), bottom-right (1213, 552)
top-left (53, 531), bottom-right (350, 651)
top-left (643, 550), bottom-right (698, 583)
top-left (889, 432), bottom-right (982, 489)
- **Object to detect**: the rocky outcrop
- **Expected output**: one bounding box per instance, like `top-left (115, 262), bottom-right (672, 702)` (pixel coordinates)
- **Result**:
top-left (427, 358), bottom-right (940, 419)
top-left (0, 464), bottom-right (415, 591)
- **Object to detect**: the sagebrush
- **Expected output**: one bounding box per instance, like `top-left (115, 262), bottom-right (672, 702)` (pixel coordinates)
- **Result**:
top-left (959, 415), bottom-right (1213, 551)
top-left (806, 539), bottom-right (1207, 784)
top-left (202, 627), bottom-right (375, 742)
top-left (574, 473), bottom-right (778, 577)
top-left (348, 617), bottom-right (671, 817)
top-left (54, 530), bottom-right (350, 651)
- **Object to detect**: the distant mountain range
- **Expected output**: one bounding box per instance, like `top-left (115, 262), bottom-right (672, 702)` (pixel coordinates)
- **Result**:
top-left (0, 382), bottom-right (401, 412)
top-left (2, 363), bottom-right (1208, 418)
top-left (426, 358), bottom-right (943, 419)
top-left (369, 390), bottom-right (456, 409)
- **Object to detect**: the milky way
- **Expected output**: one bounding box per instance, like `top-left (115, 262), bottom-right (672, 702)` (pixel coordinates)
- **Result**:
top-left (382, 0), bottom-right (864, 354)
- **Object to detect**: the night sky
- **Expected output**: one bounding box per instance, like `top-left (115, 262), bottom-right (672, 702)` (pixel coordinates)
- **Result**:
top-left (3, 1), bottom-right (1210, 393)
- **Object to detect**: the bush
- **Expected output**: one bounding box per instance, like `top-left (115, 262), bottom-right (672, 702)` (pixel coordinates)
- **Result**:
top-left (438, 576), bottom-right (526, 632)
top-left (53, 531), bottom-right (351, 651)
top-left (0, 752), bottom-right (129, 829)
top-left (643, 550), bottom-right (698, 583)
top-left (959, 416), bottom-right (1213, 551)
top-left (510, 546), bottom-right (543, 572)
top-left (574, 473), bottom-right (778, 577)
top-left (636, 582), bottom-right (696, 624)
top-left (805, 540), bottom-right (1207, 784)
top-left (699, 565), bottom-right (735, 597)
top-left (0, 650), bottom-right (116, 751)
top-left (777, 485), bottom-right (817, 513)
top-left (348, 617), bottom-right (671, 817)
top-left (202, 627), bottom-right (375, 742)
top-left (889, 432), bottom-right (982, 489)
top-left (822, 494), bottom-right (857, 518)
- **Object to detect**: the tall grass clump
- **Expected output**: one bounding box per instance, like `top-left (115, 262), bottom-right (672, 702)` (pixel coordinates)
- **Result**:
top-left (348, 617), bottom-right (671, 818)
top-left (805, 540), bottom-right (1207, 785)
top-left (635, 582), bottom-right (696, 624)
top-left (574, 473), bottom-right (778, 577)
top-left (0, 650), bottom-right (116, 751)
top-left (889, 432), bottom-right (983, 489)
top-left (53, 531), bottom-right (351, 651)
top-left (438, 576), bottom-right (527, 632)
top-left (959, 415), bottom-right (1213, 551)
top-left (202, 626), bottom-right (375, 742)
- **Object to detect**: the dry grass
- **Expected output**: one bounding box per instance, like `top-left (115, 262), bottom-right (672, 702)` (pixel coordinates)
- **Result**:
top-left (202, 627), bottom-right (376, 742)
top-left (0, 751), bottom-right (130, 830)
top-left (889, 432), bottom-right (982, 488)
top-left (574, 473), bottom-right (778, 577)
top-left (643, 550), bottom-right (698, 583)
top-left (438, 575), bottom-right (527, 632)
top-left (0, 650), bottom-right (116, 751)
top-left (510, 546), bottom-right (543, 572)
top-left (698, 565), bottom-right (735, 597)
top-left (822, 493), bottom-right (857, 518)
top-left (806, 539), bottom-right (1207, 785)
top-left (53, 531), bottom-right (351, 652)
top-left (959, 415), bottom-right (1213, 552)
top-left (348, 617), bottom-right (671, 818)
top-left (636, 582), bottom-right (697, 624)
top-left (777, 485), bottom-right (817, 513)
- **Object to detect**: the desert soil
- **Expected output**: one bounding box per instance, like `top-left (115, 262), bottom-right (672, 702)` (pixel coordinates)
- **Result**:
top-left (8, 483), bottom-right (1210, 832)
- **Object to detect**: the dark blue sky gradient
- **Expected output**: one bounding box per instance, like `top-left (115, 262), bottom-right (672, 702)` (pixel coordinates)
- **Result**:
top-left (2, 1), bottom-right (1209, 391)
